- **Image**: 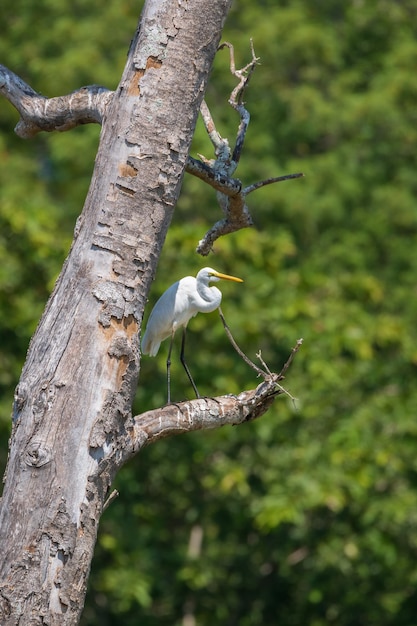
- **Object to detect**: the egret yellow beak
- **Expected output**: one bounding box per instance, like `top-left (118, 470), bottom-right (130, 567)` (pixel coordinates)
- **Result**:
top-left (211, 270), bottom-right (243, 283)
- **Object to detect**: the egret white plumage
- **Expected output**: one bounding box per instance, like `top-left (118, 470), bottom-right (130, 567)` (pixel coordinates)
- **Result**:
top-left (141, 267), bottom-right (243, 402)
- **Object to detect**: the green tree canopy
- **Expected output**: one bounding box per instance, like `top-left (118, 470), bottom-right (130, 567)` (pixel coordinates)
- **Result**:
top-left (2, 1), bottom-right (417, 624)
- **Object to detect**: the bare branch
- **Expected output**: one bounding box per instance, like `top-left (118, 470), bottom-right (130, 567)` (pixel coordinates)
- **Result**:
top-left (187, 44), bottom-right (304, 256)
top-left (218, 306), bottom-right (267, 377)
top-left (195, 169), bottom-right (304, 255)
top-left (89, 381), bottom-right (283, 481)
top-left (219, 39), bottom-right (260, 165)
top-left (218, 308), bottom-right (301, 404)
top-left (199, 100), bottom-right (228, 157)
top-left (186, 156), bottom-right (242, 196)
top-left (219, 39), bottom-right (260, 108)
top-left (0, 64), bottom-right (113, 138)
top-left (196, 204), bottom-right (253, 255)
top-left (120, 378), bottom-right (279, 463)
top-left (109, 337), bottom-right (302, 467)
top-left (0, 56), bottom-right (303, 257)
top-left (244, 172), bottom-right (305, 195)
top-left (278, 338), bottom-right (304, 379)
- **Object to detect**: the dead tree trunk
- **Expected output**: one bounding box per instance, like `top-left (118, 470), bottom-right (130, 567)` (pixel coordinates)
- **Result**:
top-left (0, 1), bottom-right (234, 623)
top-left (0, 1), bottom-right (303, 624)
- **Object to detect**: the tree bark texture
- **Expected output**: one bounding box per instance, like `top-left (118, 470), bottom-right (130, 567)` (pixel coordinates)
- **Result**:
top-left (0, 0), bottom-right (233, 623)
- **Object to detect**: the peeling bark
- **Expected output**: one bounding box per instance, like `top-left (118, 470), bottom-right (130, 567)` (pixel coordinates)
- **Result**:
top-left (0, 0), bottom-right (233, 624)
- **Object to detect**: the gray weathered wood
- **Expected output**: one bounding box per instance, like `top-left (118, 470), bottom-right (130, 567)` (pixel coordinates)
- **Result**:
top-left (0, 1), bottom-right (233, 623)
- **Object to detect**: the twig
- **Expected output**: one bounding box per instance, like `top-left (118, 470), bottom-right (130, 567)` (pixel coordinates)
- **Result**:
top-left (273, 383), bottom-right (298, 407)
top-left (199, 100), bottom-right (228, 158)
top-left (218, 306), bottom-right (267, 377)
top-left (219, 39), bottom-right (259, 165)
top-left (244, 172), bottom-right (304, 195)
top-left (218, 309), bottom-right (302, 406)
top-left (256, 350), bottom-right (272, 376)
top-left (256, 344), bottom-right (301, 407)
top-left (103, 489), bottom-right (119, 512)
top-left (219, 39), bottom-right (260, 108)
top-left (278, 338), bottom-right (303, 379)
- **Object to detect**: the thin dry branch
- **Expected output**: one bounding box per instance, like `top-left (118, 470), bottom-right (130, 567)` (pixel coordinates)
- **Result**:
top-left (218, 306), bottom-right (302, 404)
top-left (219, 39), bottom-right (259, 166)
top-left (218, 306), bottom-right (267, 377)
top-left (243, 172), bottom-right (304, 195)
top-left (184, 42), bottom-right (304, 256)
top-left (278, 337), bottom-right (304, 379)
top-left (0, 64), bottom-right (112, 138)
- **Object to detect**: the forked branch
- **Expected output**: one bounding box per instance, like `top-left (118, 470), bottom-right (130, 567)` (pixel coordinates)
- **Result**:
top-left (185, 42), bottom-right (304, 255)
top-left (218, 309), bottom-right (303, 404)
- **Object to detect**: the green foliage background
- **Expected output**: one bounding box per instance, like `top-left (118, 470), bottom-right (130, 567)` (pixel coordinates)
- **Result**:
top-left (2, 1), bottom-right (417, 624)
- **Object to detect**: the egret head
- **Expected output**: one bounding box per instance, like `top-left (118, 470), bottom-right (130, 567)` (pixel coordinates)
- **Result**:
top-left (201, 267), bottom-right (244, 284)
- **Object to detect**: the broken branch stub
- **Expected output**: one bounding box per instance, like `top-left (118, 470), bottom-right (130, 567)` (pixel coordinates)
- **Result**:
top-left (0, 64), bottom-right (112, 138)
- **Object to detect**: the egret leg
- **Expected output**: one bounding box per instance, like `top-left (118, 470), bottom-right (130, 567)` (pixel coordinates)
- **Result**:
top-left (180, 327), bottom-right (200, 399)
top-left (166, 333), bottom-right (175, 404)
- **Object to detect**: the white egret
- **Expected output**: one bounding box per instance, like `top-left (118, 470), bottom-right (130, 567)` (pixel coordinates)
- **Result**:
top-left (141, 267), bottom-right (243, 402)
